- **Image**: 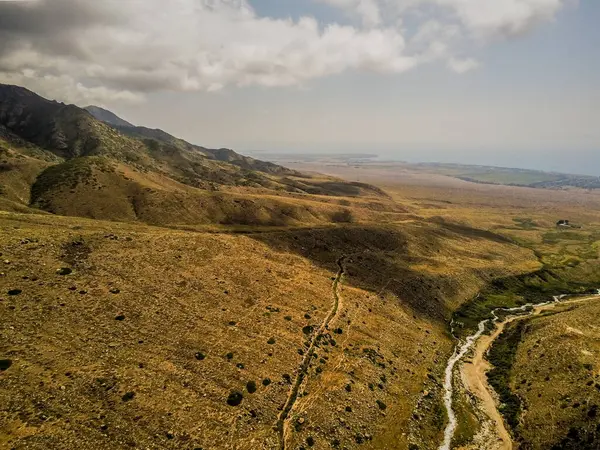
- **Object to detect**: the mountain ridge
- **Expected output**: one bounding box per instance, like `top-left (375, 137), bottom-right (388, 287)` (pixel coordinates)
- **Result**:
top-left (84, 102), bottom-right (293, 176)
top-left (83, 105), bottom-right (134, 128)
top-left (0, 83), bottom-right (399, 226)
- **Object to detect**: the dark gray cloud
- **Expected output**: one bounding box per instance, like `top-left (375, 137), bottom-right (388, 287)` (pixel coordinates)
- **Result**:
top-left (0, 0), bottom-right (116, 34)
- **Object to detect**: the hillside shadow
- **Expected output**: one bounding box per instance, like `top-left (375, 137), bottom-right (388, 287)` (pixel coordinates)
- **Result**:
top-left (428, 216), bottom-right (515, 245)
top-left (251, 225), bottom-right (473, 321)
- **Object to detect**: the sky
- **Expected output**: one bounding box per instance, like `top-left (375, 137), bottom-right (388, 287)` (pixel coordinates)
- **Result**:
top-left (0, 0), bottom-right (598, 175)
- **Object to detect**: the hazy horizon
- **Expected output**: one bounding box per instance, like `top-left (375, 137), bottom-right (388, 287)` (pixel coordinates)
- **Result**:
top-left (244, 148), bottom-right (599, 177)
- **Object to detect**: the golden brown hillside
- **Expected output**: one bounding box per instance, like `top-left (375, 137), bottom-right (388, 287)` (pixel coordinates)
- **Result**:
top-left (0, 205), bottom-right (537, 450)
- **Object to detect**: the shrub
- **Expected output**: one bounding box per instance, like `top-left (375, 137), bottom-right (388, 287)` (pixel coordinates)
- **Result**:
top-left (331, 209), bottom-right (354, 223)
top-left (122, 392), bottom-right (135, 402)
top-left (302, 325), bottom-right (314, 335)
top-left (227, 391), bottom-right (243, 406)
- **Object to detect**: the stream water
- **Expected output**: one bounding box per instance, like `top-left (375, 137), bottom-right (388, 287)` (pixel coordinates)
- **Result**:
top-left (438, 290), bottom-right (600, 450)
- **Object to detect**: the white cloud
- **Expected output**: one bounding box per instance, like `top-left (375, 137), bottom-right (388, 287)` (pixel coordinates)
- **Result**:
top-left (435, 0), bottom-right (566, 39)
top-left (326, 0), bottom-right (568, 39)
top-left (0, 0), bottom-right (571, 102)
top-left (447, 57), bottom-right (479, 73)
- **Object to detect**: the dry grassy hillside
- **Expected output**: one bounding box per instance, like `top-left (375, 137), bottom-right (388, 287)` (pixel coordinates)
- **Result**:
top-left (0, 84), bottom-right (394, 229)
top-left (0, 208), bottom-right (536, 450)
top-left (494, 299), bottom-right (600, 449)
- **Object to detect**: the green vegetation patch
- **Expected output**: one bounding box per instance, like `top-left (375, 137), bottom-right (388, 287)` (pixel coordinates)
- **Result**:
top-left (543, 231), bottom-right (588, 244)
top-left (460, 170), bottom-right (562, 186)
top-left (451, 389), bottom-right (480, 448)
top-left (31, 156), bottom-right (111, 203)
top-left (453, 269), bottom-right (599, 337)
top-left (486, 321), bottom-right (526, 431)
top-left (512, 218), bottom-right (538, 229)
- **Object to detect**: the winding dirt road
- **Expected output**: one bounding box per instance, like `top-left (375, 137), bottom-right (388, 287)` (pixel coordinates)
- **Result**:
top-left (458, 295), bottom-right (598, 450)
top-left (276, 257), bottom-right (345, 450)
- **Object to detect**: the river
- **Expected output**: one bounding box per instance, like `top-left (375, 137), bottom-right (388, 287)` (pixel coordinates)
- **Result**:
top-left (439, 290), bottom-right (600, 450)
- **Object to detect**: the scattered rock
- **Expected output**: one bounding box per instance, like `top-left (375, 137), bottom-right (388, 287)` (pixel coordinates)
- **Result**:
top-left (7, 289), bottom-right (22, 296)
top-left (227, 391), bottom-right (243, 406)
top-left (109, 288), bottom-right (121, 294)
top-left (57, 267), bottom-right (72, 275)
top-left (115, 315), bottom-right (126, 321)
top-left (195, 352), bottom-right (206, 361)
top-left (284, 315), bottom-right (292, 321)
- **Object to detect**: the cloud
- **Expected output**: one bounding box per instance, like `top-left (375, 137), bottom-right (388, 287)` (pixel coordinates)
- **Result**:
top-left (435, 0), bottom-right (566, 39)
top-left (325, 0), bottom-right (568, 39)
top-left (0, 0), bottom-right (570, 102)
top-left (447, 57), bottom-right (479, 73)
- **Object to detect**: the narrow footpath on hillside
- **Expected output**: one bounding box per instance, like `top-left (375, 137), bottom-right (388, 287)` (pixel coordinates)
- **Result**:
top-left (452, 294), bottom-right (599, 450)
top-left (276, 256), bottom-right (346, 450)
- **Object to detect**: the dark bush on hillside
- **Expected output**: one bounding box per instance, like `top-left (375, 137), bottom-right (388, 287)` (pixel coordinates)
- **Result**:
top-left (302, 325), bottom-right (314, 335)
top-left (331, 209), bottom-right (354, 223)
top-left (227, 391), bottom-right (243, 406)
top-left (246, 381), bottom-right (257, 394)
